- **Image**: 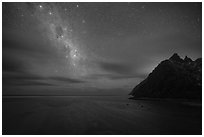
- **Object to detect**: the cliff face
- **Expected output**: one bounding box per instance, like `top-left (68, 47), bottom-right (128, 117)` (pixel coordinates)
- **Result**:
top-left (130, 53), bottom-right (202, 99)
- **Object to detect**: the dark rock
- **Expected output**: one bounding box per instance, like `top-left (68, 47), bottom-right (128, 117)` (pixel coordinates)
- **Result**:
top-left (169, 53), bottom-right (184, 63)
top-left (130, 53), bottom-right (202, 100)
top-left (184, 56), bottom-right (192, 63)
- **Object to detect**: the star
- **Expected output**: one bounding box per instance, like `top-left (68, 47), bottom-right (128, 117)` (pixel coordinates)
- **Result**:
top-left (39, 5), bottom-right (43, 8)
top-left (48, 11), bottom-right (52, 15)
top-left (82, 20), bottom-right (86, 24)
top-left (76, 5), bottom-right (79, 8)
top-left (63, 27), bottom-right (67, 31)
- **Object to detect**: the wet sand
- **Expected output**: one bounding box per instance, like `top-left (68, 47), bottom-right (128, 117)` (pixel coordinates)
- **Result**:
top-left (2, 96), bottom-right (202, 135)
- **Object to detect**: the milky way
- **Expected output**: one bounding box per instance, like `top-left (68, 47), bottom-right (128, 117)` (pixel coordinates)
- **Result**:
top-left (34, 3), bottom-right (89, 77)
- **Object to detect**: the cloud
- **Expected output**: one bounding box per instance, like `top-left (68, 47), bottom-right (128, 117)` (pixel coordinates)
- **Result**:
top-left (48, 76), bottom-right (86, 83)
top-left (2, 53), bottom-right (84, 86)
top-left (106, 74), bottom-right (146, 80)
top-left (3, 28), bottom-right (61, 62)
top-left (2, 54), bottom-right (26, 73)
top-left (98, 61), bottom-right (134, 75)
top-left (3, 70), bottom-right (49, 86)
top-left (85, 73), bottom-right (146, 80)
top-left (8, 80), bottom-right (54, 86)
top-left (3, 70), bottom-right (85, 87)
top-left (87, 60), bottom-right (147, 81)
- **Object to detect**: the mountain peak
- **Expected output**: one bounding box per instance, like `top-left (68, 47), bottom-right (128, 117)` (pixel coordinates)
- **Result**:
top-left (169, 53), bottom-right (183, 63)
top-left (130, 54), bottom-right (202, 99)
top-left (184, 56), bottom-right (192, 63)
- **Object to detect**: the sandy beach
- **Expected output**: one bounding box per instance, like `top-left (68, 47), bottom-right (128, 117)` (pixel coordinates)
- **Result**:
top-left (2, 95), bottom-right (202, 135)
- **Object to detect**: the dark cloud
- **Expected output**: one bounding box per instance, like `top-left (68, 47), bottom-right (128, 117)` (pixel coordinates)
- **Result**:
top-left (98, 61), bottom-right (134, 75)
top-left (4, 80), bottom-right (54, 86)
top-left (2, 55), bottom-right (26, 73)
top-left (48, 76), bottom-right (86, 83)
top-left (3, 71), bottom-right (46, 86)
top-left (85, 73), bottom-right (146, 80)
top-left (3, 72), bottom-right (44, 81)
top-left (107, 74), bottom-right (146, 80)
top-left (3, 71), bottom-right (85, 87)
top-left (88, 60), bottom-right (147, 80)
top-left (3, 29), bottom-right (61, 61)
top-left (2, 27), bottom-right (67, 88)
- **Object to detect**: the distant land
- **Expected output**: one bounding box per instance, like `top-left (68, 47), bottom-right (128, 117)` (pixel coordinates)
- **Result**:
top-left (130, 53), bottom-right (202, 100)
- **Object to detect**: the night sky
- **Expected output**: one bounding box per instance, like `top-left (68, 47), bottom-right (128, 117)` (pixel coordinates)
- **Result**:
top-left (2, 2), bottom-right (202, 95)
